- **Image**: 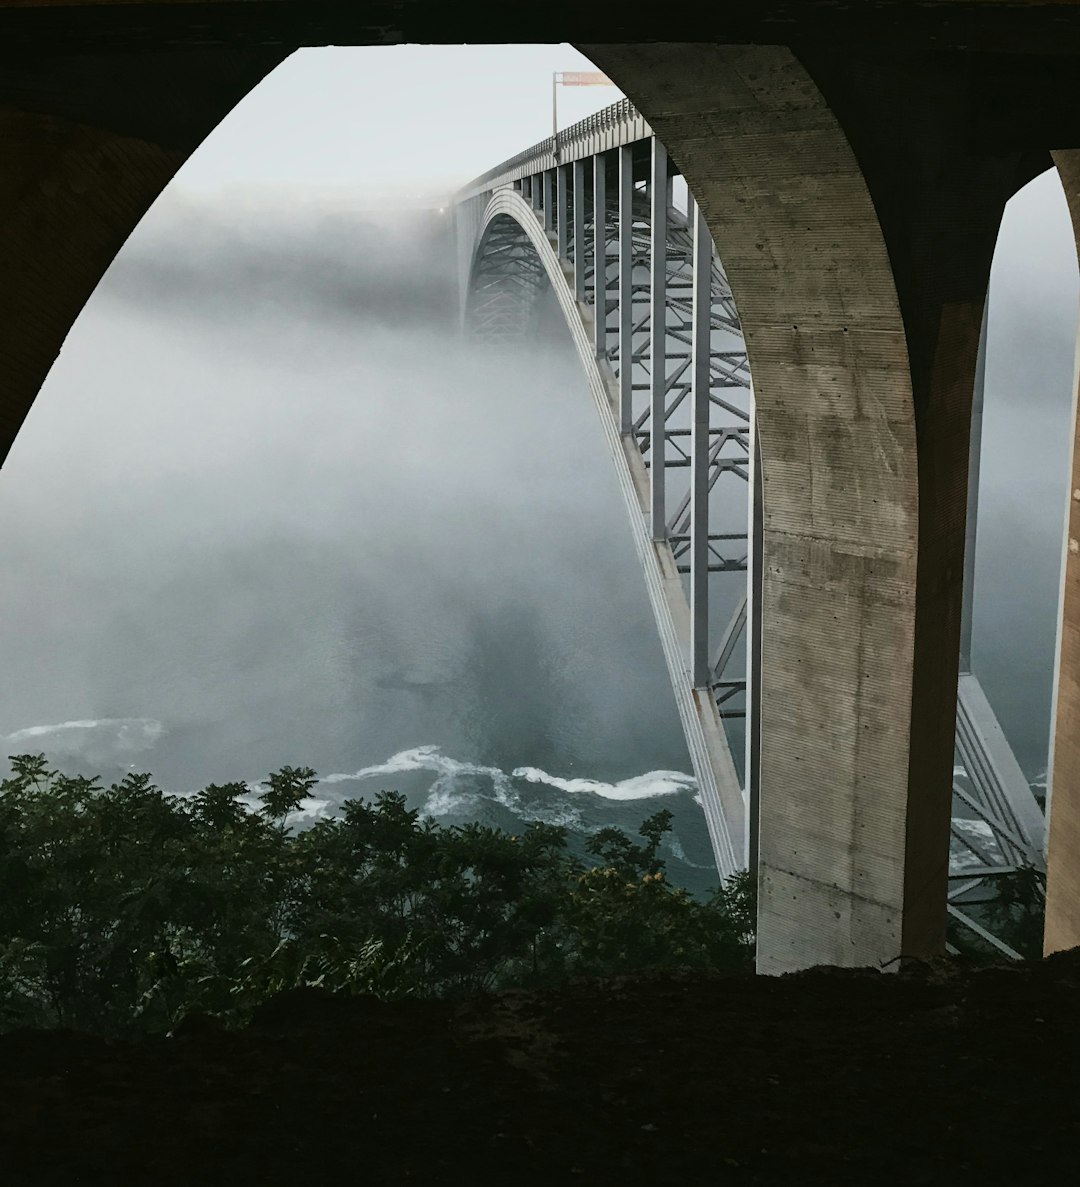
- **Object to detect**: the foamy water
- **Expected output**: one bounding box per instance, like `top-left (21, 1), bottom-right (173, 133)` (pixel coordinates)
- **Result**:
top-left (1, 725), bottom-right (701, 840)
top-left (512, 764), bottom-right (696, 801)
top-left (311, 744), bottom-right (699, 830)
top-left (3, 717), bottom-right (164, 766)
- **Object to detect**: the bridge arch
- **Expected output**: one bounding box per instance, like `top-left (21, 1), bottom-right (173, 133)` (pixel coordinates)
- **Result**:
top-left (462, 185), bottom-right (748, 875)
top-left (464, 213), bottom-right (550, 343)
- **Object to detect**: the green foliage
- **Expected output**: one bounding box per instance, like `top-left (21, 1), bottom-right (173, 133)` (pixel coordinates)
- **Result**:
top-left (585, 807), bottom-right (672, 878)
top-left (0, 755), bottom-right (756, 1037)
top-left (259, 766), bottom-right (319, 824)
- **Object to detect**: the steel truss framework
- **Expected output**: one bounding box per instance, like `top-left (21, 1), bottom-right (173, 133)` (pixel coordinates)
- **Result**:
top-left (456, 103), bottom-right (1046, 955)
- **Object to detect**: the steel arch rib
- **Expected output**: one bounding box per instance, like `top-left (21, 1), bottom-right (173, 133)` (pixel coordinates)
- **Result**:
top-left (469, 187), bottom-right (745, 875)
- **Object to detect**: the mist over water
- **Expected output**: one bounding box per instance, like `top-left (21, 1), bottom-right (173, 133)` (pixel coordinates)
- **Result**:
top-left (0, 159), bottom-right (1075, 896)
top-left (0, 191), bottom-right (721, 885)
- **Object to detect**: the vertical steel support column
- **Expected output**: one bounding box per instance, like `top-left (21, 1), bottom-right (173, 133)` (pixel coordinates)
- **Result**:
top-left (543, 169), bottom-right (554, 234)
top-left (618, 144), bottom-right (634, 435)
top-left (557, 164), bottom-right (569, 262)
top-left (649, 138), bottom-right (668, 539)
top-left (573, 159), bottom-right (586, 303)
top-left (690, 200), bottom-right (712, 689)
top-left (531, 173), bottom-right (542, 212)
top-left (593, 152), bottom-right (607, 358)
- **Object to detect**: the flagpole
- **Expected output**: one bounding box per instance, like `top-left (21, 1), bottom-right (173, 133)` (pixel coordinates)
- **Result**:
top-left (552, 72), bottom-right (559, 162)
top-left (551, 70), bottom-right (613, 165)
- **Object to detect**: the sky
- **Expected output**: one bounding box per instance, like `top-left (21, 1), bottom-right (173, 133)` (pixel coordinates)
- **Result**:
top-left (0, 42), bottom-right (1075, 812)
top-left (172, 44), bottom-right (617, 200)
top-left (978, 168), bottom-right (1077, 775)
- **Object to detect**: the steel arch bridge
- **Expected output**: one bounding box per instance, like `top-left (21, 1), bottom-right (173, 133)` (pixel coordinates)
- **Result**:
top-left (454, 100), bottom-right (1048, 961)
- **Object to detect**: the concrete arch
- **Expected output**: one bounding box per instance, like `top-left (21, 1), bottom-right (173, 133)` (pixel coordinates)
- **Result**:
top-left (583, 44), bottom-right (921, 969)
top-left (581, 42), bottom-right (1050, 966)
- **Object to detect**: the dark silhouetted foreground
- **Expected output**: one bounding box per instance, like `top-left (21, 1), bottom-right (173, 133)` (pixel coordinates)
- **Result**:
top-left (2, 953), bottom-right (1078, 1185)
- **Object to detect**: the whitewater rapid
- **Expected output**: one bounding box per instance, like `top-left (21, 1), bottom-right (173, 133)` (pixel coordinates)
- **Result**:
top-left (308, 744), bottom-right (698, 829)
top-left (1, 721), bottom-right (701, 835)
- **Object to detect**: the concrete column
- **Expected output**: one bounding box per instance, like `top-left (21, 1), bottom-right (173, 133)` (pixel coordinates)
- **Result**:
top-left (587, 42), bottom-right (1039, 970)
top-left (1045, 150), bottom-right (1080, 954)
top-left (0, 47), bottom-right (285, 467)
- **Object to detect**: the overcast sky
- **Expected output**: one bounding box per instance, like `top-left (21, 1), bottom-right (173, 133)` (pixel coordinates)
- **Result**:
top-left (173, 44), bottom-right (617, 199)
top-left (0, 42), bottom-right (1075, 795)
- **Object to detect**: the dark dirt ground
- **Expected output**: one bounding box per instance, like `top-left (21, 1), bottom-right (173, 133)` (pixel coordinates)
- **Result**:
top-left (1, 952), bottom-right (1078, 1186)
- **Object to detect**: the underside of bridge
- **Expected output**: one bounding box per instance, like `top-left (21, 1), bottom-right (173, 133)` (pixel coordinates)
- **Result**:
top-left (4, 1), bottom-right (1080, 969)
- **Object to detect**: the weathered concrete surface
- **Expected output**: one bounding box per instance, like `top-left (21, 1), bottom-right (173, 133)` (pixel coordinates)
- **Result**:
top-left (586, 44), bottom-right (918, 972)
top-left (1045, 150), bottom-right (1080, 955)
top-left (797, 51), bottom-right (1048, 961)
top-left (586, 43), bottom-right (1047, 970)
top-left (2, 3), bottom-right (1080, 969)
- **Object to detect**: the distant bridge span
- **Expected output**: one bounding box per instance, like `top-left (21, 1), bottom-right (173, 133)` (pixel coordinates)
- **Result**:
top-left (463, 178), bottom-right (752, 879)
top-left (3, 3), bottom-right (1080, 968)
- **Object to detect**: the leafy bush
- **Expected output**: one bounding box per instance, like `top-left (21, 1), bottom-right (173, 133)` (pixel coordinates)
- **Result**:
top-left (0, 755), bottom-right (755, 1036)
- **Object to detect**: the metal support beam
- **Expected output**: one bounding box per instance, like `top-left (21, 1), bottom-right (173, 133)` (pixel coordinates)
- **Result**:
top-left (593, 152), bottom-right (607, 359)
top-left (712, 594), bottom-right (747, 679)
top-left (531, 173), bottom-right (542, 212)
top-left (650, 138), bottom-right (668, 541)
top-left (464, 182), bottom-right (747, 878)
top-left (947, 905), bottom-right (1024, 961)
top-left (573, 159), bottom-right (586, 303)
top-left (690, 199), bottom-right (711, 689)
top-left (543, 169), bottom-right (554, 234)
top-left (956, 674), bottom-right (1047, 863)
top-left (618, 144), bottom-right (633, 434)
top-left (557, 164), bottom-right (569, 261)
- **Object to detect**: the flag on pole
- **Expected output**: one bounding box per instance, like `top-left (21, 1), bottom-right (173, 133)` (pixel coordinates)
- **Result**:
top-left (552, 71), bottom-right (617, 160)
top-left (554, 71), bottom-right (614, 87)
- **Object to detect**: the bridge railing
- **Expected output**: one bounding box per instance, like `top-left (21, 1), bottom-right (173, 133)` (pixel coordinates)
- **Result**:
top-left (457, 97), bottom-right (650, 199)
